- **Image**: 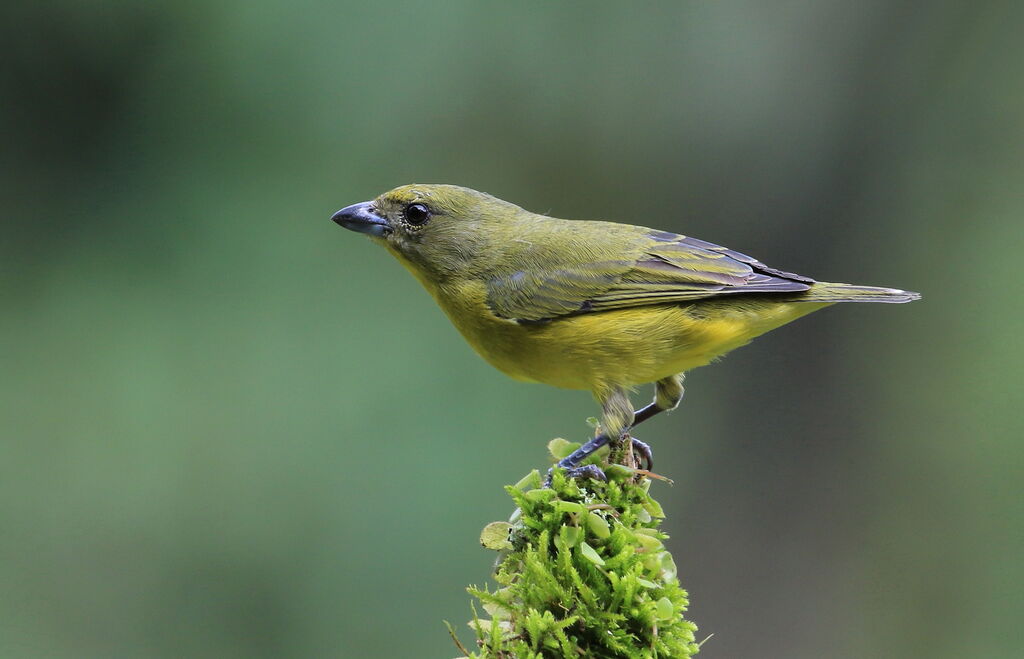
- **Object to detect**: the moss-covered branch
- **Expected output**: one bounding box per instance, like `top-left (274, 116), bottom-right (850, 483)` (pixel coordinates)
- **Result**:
top-left (450, 439), bottom-right (701, 658)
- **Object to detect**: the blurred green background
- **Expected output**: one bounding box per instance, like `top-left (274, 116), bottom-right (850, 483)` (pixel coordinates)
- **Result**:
top-left (2, 1), bottom-right (1021, 657)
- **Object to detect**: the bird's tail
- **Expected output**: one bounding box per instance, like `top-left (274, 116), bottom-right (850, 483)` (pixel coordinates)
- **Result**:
top-left (799, 281), bottom-right (921, 304)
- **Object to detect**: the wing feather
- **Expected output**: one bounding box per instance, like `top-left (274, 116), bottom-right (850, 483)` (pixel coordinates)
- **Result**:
top-left (486, 228), bottom-right (814, 323)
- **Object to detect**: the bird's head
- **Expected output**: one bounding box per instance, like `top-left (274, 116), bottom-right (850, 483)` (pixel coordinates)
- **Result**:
top-left (332, 184), bottom-right (525, 281)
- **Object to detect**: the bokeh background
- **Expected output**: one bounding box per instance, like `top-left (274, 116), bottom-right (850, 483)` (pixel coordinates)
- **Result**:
top-left (3, 1), bottom-right (1021, 657)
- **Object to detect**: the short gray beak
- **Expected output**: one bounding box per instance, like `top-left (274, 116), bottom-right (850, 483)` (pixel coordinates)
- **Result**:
top-left (331, 201), bottom-right (391, 237)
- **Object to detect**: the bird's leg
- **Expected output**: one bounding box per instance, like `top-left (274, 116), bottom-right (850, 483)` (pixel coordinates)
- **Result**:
top-left (549, 387), bottom-right (634, 483)
top-left (601, 387), bottom-right (638, 465)
top-left (548, 374), bottom-right (685, 484)
top-left (633, 373), bottom-right (685, 427)
top-left (627, 373), bottom-right (685, 470)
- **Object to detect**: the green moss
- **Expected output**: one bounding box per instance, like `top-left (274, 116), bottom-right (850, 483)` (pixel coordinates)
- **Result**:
top-left (451, 441), bottom-right (700, 658)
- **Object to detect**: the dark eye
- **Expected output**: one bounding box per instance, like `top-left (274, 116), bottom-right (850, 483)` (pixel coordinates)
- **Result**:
top-left (405, 203), bottom-right (431, 226)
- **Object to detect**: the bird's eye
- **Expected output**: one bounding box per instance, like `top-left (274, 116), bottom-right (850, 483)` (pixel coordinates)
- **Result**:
top-left (405, 203), bottom-right (431, 226)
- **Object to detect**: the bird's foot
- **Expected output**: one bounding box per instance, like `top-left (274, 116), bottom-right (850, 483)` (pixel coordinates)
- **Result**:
top-left (544, 464), bottom-right (607, 486)
top-left (629, 437), bottom-right (654, 472)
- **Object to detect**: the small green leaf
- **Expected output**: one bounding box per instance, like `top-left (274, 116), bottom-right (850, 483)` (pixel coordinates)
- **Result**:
top-left (523, 488), bottom-right (555, 503)
top-left (644, 497), bottom-right (666, 518)
top-left (512, 469), bottom-right (542, 491)
top-left (579, 541), bottom-right (605, 566)
top-left (605, 464), bottom-right (633, 480)
top-left (635, 533), bottom-right (663, 553)
top-left (547, 437), bottom-right (579, 460)
top-left (661, 552), bottom-right (679, 581)
top-left (636, 578), bottom-right (659, 589)
top-left (468, 618), bottom-right (512, 636)
top-left (560, 524), bottom-right (583, 548)
top-left (482, 599), bottom-right (512, 619)
top-left (586, 511), bottom-right (611, 539)
top-left (656, 596), bottom-right (674, 620)
top-left (480, 521), bottom-right (513, 550)
top-left (553, 500), bottom-right (587, 514)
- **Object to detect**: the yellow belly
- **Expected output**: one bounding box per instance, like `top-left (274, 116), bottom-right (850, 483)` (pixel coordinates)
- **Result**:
top-left (429, 279), bottom-right (831, 391)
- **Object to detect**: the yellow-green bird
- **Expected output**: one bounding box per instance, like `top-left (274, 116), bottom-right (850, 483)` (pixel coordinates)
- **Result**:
top-left (332, 184), bottom-right (919, 480)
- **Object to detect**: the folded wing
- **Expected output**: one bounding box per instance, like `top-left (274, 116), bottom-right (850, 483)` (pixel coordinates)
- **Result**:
top-left (486, 230), bottom-right (814, 323)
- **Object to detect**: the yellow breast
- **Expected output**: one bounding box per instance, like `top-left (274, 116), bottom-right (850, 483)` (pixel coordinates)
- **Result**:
top-left (425, 278), bottom-right (831, 392)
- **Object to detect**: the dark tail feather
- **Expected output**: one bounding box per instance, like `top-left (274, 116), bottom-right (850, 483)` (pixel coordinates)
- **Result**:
top-left (798, 282), bottom-right (921, 304)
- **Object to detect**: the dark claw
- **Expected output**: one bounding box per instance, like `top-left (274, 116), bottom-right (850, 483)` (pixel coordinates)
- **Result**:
top-left (565, 464), bottom-right (608, 482)
top-left (545, 464), bottom-right (607, 486)
top-left (630, 437), bottom-right (654, 471)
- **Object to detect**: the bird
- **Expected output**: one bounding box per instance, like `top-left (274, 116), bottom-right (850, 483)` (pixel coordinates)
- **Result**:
top-left (331, 184), bottom-right (919, 481)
